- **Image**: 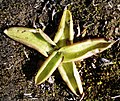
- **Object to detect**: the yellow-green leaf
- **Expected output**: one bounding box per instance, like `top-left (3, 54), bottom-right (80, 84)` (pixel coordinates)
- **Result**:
top-left (4, 27), bottom-right (54, 57)
top-left (35, 51), bottom-right (63, 85)
top-left (58, 62), bottom-right (83, 96)
top-left (54, 10), bottom-right (74, 47)
top-left (36, 28), bottom-right (56, 46)
top-left (59, 38), bottom-right (115, 62)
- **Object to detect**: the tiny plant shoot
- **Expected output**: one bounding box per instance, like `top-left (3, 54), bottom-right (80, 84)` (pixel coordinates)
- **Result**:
top-left (4, 10), bottom-right (115, 97)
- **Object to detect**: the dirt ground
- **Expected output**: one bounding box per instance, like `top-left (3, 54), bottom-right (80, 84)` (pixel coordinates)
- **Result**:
top-left (0, 0), bottom-right (120, 101)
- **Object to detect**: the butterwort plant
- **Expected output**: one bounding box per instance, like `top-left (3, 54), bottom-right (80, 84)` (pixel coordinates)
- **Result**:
top-left (4, 10), bottom-right (115, 97)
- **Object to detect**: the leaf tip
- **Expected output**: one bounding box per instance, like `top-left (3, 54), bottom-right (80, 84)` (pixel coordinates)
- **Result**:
top-left (4, 29), bottom-right (8, 35)
top-left (43, 53), bottom-right (49, 57)
top-left (35, 76), bottom-right (41, 85)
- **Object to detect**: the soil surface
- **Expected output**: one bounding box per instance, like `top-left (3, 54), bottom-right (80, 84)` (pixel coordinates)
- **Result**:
top-left (0, 0), bottom-right (120, 101)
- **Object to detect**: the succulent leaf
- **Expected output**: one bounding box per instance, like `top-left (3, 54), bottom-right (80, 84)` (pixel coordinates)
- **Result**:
top-left (54, 10), bottom-right (74, 47)
top-left (36, 28), bottom-right (56, 46)
top-left (56, 10), bottom-right (83, 96)
top-left (4, 27), bottom-right (54, 57)
top-left (35, 51), bottom-right (63, 85)
top-left (59, 38), bottom-right (115, 62)
top-left (58, 62), bottom-right (83, 96)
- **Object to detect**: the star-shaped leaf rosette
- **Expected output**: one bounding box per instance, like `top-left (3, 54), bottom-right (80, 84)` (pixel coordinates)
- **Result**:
top-left (4, 10), bottom-right (115, 97)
